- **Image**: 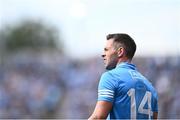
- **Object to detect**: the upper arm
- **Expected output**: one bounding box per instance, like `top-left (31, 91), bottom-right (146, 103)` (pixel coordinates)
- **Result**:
top-left (98, 72), bottom-right (116, 102)
top-left (89, 72), bottom-right (116, 119)
top-left (89, 101), bottom-right (112, 119)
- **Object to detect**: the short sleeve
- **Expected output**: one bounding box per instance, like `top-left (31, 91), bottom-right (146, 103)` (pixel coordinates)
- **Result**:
top-left (98, 72), bottom-right (116, 103)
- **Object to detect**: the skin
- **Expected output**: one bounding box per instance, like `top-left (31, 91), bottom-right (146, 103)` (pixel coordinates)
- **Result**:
top-left (88, 38), bottom-right (158, 119)
top-left (102, 38), bottom-right (129, 70)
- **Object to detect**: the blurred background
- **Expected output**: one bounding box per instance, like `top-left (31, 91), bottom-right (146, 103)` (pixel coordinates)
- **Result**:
top-left (0, 0), bottom-right (180, 119)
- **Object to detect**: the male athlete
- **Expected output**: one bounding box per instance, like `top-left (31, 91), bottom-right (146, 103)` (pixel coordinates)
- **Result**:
top-left (89, 33), bottom-right (158, 119)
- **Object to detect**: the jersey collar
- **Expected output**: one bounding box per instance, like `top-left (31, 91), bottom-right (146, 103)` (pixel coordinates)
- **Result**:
top-left (116, 62), bottom-right (136, 70)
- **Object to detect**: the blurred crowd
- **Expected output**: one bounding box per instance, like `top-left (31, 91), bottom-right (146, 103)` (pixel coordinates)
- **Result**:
top-left (0, 52), bottom-right (179, 119)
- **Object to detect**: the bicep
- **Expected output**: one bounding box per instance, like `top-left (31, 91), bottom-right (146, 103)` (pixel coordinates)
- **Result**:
top-left (90, 101), bottom-right (112, 119)
top-left (89, 72), bottom-right (115, 119)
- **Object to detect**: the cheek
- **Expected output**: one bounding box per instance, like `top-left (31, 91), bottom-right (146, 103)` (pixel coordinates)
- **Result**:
top-left (110, 52), bottom-right (118, 60)
top-left (106, 53), bottom-right (114, 62)
top-left (106, 51), bottom-right (112, 57)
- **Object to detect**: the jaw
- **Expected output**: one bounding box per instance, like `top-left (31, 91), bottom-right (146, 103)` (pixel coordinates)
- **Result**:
top-left (105, 62), bottom-right (117, 70)
top-left (105, 58), bottom-right (119, 70)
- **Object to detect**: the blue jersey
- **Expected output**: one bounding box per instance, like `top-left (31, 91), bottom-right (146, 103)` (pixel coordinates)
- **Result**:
top-left (98, 62), bottom-right (158, 119)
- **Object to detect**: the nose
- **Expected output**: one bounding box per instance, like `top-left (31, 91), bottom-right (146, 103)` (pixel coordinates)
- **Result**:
top-left (101, 54), bottom-right (105, 58)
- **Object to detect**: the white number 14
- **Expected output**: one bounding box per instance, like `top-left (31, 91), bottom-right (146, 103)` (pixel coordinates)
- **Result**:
top-left (127, 88), bottom-right (153, 119)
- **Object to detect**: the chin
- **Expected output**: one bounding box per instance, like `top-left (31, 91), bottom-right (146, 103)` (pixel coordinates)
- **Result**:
top-left (105, 62), bottom-right (117, 70)
top-left (105, 65), bottom-right (116, 70)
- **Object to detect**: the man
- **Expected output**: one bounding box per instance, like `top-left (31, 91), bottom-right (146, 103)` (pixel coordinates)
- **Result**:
top-left (89, 33), bottom-right (158, 119)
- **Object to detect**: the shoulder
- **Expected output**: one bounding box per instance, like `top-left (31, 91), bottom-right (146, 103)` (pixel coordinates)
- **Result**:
top-left (99, 71), bottom-right (117, 89)
top-left (100, 71), bottom-right (113, 84)
top-left (101, 66), bottom-right (125, 77)
top-left (100, 69), bottom-right (118, 83)
top-left (101, 71), bottom-right (113, 79)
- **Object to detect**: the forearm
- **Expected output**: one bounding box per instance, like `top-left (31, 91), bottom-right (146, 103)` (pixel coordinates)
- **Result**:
top-left (153, 112), bottom-right (158, 120)
top-left (88, 114), bottom-right (97, 120)
top-left (89, 101), bottom-right (112, 120)
top-left (88, 114), bottom-right (107, 120)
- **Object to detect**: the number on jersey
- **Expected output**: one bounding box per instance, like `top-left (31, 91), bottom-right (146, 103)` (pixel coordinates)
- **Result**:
top-left (127, 88), bottom-right (153, 119)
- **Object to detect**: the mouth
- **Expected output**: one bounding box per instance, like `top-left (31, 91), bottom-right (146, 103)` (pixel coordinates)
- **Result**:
top-left (103, 59), bottom-right (107, 64)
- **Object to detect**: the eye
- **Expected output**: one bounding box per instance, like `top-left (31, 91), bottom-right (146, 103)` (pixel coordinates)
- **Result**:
top-left (104, 48), bottom-right (108, 51)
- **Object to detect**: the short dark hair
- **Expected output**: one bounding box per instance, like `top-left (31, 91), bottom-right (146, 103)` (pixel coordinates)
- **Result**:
top-left (106, 33), bottom-right (136, 60)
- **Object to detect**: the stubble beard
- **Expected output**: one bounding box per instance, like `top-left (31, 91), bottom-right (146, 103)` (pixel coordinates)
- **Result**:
top-left (105, 55), bottom-right (118, 70)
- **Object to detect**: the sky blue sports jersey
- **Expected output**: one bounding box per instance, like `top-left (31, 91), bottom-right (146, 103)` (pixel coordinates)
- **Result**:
top-left (98, 62), bottom-right (158, 119)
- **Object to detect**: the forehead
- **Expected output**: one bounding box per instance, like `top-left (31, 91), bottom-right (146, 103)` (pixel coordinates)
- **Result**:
top-left (105, 38), bottom-right (114, 48)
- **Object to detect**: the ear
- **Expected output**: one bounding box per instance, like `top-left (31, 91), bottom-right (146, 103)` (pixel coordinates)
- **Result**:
top-left (117, 47), bottom-right (124, 58)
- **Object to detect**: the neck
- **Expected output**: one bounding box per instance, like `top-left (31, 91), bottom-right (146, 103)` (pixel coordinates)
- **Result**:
top-left (117, 57), bottom-right (131, 65)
